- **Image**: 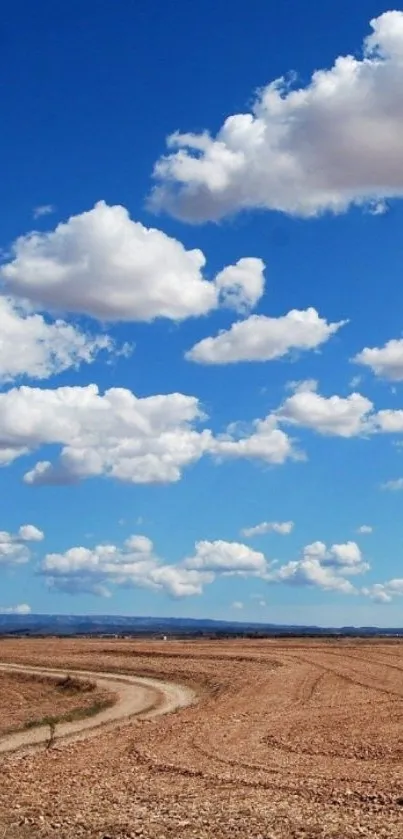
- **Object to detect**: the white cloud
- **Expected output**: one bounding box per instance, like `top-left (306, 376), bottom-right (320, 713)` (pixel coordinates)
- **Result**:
top-left (214, 258), bottom-right (265, 313)
top-left (362, 579), bottom-right (403, 603)
top-left (210, 414), bottom-right (298, 465)
top-left (40, 535), bottom-right (270, 598)
top-left (18, 524), bottom-right (44, 542)
top-left (6, 380), bottom-right (403, 486)
top-left (38, 529), bottom-right (376, 602)
top-left (376, 410), bottom-right (403, 433)
top-left (0, 384), bottom-right (212, 484)
top-left (0, 526), bottom-right (42, 566)
top-left (357, 525), bottom-right (373, 534)
top-left (241, 520), bottom-right (294, 538)
top-left (186, 308), bottom-right (345, 364)
top-left (0, 604), bottom-right (31, 615)
top-left (0, 384), bottom-right (297, 484)
top-left (267, 540), bottom-right (369, 593)
top-left (231, 601), bottom-right (244, 610)
top-left (184, 540), bottom-right (268, 574)
top-left (33, 205), bottom-right (55, 219)
top-left (354, 339), bottom-right (403, 381)
top-left (0, 296), bottom-right (113, 383)
top-left (285, 379), bottom-right (319, 394)
top-left (150, 12), bottom-right (403, 221)
top-left (1, 202), bottom-right (265, 322)
top-left (381, 478), bottom-right (403, 490)
top-left (277, 381), bottom-right (374, 437)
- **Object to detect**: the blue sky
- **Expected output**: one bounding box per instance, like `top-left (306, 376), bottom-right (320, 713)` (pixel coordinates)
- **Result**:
top-left (1, 0), bottom-right (403, 625)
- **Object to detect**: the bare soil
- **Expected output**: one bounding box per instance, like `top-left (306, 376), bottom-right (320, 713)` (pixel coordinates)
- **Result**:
top-left (0, 669), bottom-right (114, 735)
top-left (1, 637), bottom-right (403, 838)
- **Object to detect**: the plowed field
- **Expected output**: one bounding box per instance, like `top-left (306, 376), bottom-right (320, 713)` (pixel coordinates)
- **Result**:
top-left (1, 637), bottom-right (403, 838)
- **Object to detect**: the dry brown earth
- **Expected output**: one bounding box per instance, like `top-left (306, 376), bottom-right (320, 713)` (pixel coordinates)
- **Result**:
top-left (0, 669), bottom-right (114, 736)
top-left (1, 637), bottom-right (403, 838)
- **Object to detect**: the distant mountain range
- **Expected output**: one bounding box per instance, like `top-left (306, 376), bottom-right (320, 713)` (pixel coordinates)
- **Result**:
top-left (0, 613), bottom-right (402, 637)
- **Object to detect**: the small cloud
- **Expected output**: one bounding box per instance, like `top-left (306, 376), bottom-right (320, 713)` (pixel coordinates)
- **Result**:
top-left (0, 603), bottom-right (31, 615)
top-left (381, 478), bottom-right (403, 491)
top-left (285, 379), bottom-right (318, 394)
top-left (367, 199), bottom-right (388, 216)
top-left (18, 524), bottom-right (44, 542)
top-left (231, 601), bottom-right (244, 610)
top-left (357, 525), bottom-right (373, 534)
top-left (349, 375), bottom-right (362, 389)
top-left (33, 204), bottom-right (55, 219)
top-left (241, 520), bottom-right (294, 538)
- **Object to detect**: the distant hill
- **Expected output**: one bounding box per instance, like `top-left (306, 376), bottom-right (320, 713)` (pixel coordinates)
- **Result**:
top-left (0, 613), bottom-right (402, 638)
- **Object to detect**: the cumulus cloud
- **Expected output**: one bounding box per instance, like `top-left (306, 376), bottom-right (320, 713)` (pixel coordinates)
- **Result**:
top-left (184, 540), bottom-right (268, 574)
top-left (4, 380), bottom-right (403, 487)
top-left (38, 528), bottom-right (377, 602)
top-left (186, 308), bottom-right (345, 364)
top-left (0, 525), bottom-right (43, 566)
top-left (150, 12), bottom-right (403, 221)
top-left (354, 339), bottom-right (403, 381)
top-left (277, 381), bottom-right (374, 437)
top-left (376, 410), bottom-right (403, 433)
top-left (231, 601), bottom-right (244, 610)
top-left (40, 536), bottom-right (271, 598)
top-left (211, 415), bottom-right (299, 465)
top-left (1, 202), bottom-right (265, 321)
top-left (214, 258), bottom-right (265, 313)
top-left (0, 604), bottom-right (31, 615)
top-left (267, 540), bottom-right (369, 593)
top-left (0, 384), bottom-right (297, 485)
top-left (362, 579), bottom-right (403, 603)
top-left (18, 524), bottom-right (44, 542)
top-left (241, 520), bottom-right (294, 538)
top-left (357, 525), bottom-right (373, 534)
top-left (0, 384), bottom-right (212, 484)
top-left (0, 297), bottom-right (112, 383)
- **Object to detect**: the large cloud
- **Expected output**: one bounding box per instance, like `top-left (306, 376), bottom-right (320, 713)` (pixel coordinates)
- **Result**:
top-left (0, 296), bottom-right (112, 383)
top-left (40, 536), bottom-right (270, 598)
top-left (150, 12), bottom-right (403, 221)
top-left (0, 202), bottom-right (265, 321)
top-left (186, 308), bottom-right (345, 364)
top-left (0, 384), bottom-right (296, 486)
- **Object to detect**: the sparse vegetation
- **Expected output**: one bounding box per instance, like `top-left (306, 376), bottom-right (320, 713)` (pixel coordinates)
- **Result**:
top-left (0, 670), bottom-right (115, 736)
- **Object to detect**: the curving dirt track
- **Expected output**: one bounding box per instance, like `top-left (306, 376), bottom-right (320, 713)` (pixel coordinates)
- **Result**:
top-left (0, 663), bottom-right (196, 754)
top-left (1, 638), bottom-right (403, 838)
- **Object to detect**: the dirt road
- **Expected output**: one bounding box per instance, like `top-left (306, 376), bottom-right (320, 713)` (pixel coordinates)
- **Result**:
top-left (0, 662), bottom-right (195, 754)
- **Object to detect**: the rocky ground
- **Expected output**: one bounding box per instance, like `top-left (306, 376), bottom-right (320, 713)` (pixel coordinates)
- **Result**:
top-left (1, 637), bottom-right (403, 838)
